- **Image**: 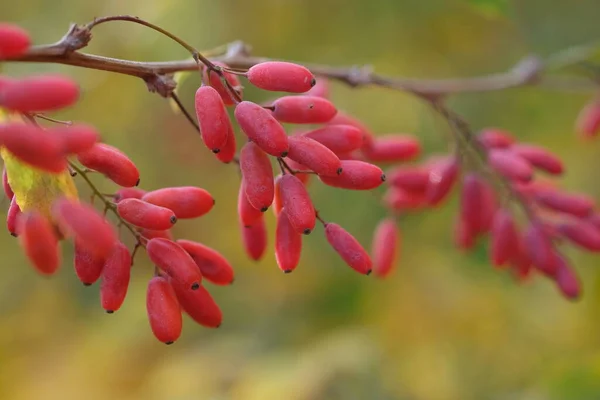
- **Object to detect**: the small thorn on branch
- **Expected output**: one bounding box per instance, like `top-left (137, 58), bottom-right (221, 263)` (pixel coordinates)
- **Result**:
top-left (145, 74), bottom-right (177, 98)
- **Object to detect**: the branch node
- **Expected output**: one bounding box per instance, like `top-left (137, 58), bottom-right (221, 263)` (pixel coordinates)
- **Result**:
top-left (226, 40), bottom-right (252, 58)
top-left (347, 65), bottom-right (373, 87)
top-left (512, 55), bottom-right (544, 85)
top-left (59, 23), bottom-right (93, 53)
top-left (144, 74), bottom-right (177, 98)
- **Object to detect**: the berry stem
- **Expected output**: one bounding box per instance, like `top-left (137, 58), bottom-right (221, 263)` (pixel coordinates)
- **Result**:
top-left (169, 92), bottom-right (200, 132)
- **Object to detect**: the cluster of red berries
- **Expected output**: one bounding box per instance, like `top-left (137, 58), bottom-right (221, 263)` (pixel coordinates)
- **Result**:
top-left (1, 19), bottom-right (600, 343)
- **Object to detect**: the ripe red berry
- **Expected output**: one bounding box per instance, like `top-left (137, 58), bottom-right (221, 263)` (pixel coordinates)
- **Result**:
top-left (215, 124), bottom-right (237, 163)
top-left (425, 156), bottom-right (460, 206)
top-left (234, 101), bottom-right (289, 157)
top-left (278, 174), bottom-right (315, 235)
top-left (302, 124), bottom-right (363, 154)
top-left (6, 196), bottom-right (20, 237)
top-left (77, 143), bottom-right (140, 187)
top-left (202, 61), bottom-right (243, 106)
top-left (510, 144), bottom-right (563, 175)
top-left (239, 142), bottom-right (275, 211)
top-left (114, 188), bottom-right (147, 202)
top-left (275, 209), bottom-right (303, 273)
top-left (2, 167), bottom-right (13, 200)
top-left (523, 223), bottom-right (558, 275)
top-left (52, 198), bottom-right (118, 259)
top-left (177, 240), bottom-right (235, 285)
top-left (371, 218), bottom-right (400, 278)
top-left (286, 136), bottom-right (342, 177)
top-left (325, 223), bottom-right (372, 275)
top-left (554, 257), bottom-right (580, 300)
top-left (52, 124), bottom-right (100, 155)
top-left (488, 149), bottom-right (533, 182)
top-left (238, 179), bottom-right (263, 227)
top-left (146, 276), bottom-right (183, 344)
top-left (142, 186), bottom-right (214, 219)
top-left (556, 219), bottom-right (600, 251)
top-left (194, 85), bottom-right (232, 153)
top-left (319, 160), bottom-right (385, 190)
top-left (246, 61), bottom-right (315, 93)
top-left (171, 280), bottom-right (222, 328)
top-left (146, 238), bottom-right (202, 290)
top-left (0, 75), bottom-right (79, 112)
top-left (383, 188), bottom-right (427, 211)
top-left (16, 211), bottom-right (61, 275)
top-left (0, 23), bottom-right (31, 58)
top-left (459, 173), bottom-right (486, 235)
top-left (327, 111), bottom-right (375, 149)
top-left (386, 166), bottom-right (429, 193)
top-left (99, 242), bottom-right (131, 313)
top-left (454, 216), bottom-right (476, 251)
top-left (241, 215), bottom-right (268, 261)
top-left (74, 241), bottom-right (105, 286)
top-left (489, 209), bottom-right (519, 267)
top-left (533, 189), bottom-right (594, 218)
top-left (271, 96), bottom-right (337, 124)
top-left (477, 128), bottom-right (515, 149)
top-left (362, 134), bottom-right (421, 162)
top-left (117, 198), bottom-right (177, 230)
top-left (575, 101), bottom-right (600, 138)
top-left (0, 122), bottom-right (67, 173)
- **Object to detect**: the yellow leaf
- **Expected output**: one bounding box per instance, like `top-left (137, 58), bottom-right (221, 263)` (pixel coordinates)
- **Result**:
top-left (0, 109), bottom-right (78, 219)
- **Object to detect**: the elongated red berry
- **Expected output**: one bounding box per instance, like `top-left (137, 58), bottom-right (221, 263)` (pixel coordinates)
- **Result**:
top-left (271, 96), bottom-right (337, 124)
top-left (114, 188), bottom-right (146, 202)
top-left (2, 167), bottom-right (13, 200)
top-left (362, 134), bottom-right (421, 162)
top-left (383, 188), bottom-right (427, 211)
top-left (234, 101), bottom-right (289, 157)
top-left (77, 143), bottom-right (140, 187)
top-left (477, 128), bottom-right (515, 148)
top-left (454, 216), bottom-right (476, 251)
top-left (488, 149), bottom-right (533, 182)
top-left (202, 61), bottom-right (243, 106)
top-left (17, 211), bottom-right (60, 275)
top-left (371, 218), bottom-right (400, 278)
top-left (325, 223), bottom-right (372, 275)
top-left (52, 198), bottom-right (117, 259)
top-left (459, 173), bottom-right (485, 234)
top-left (425, 156), bottom-right (459, 206)
top-left (241, 215), bottom-right (268, 261)
top-left (142, 186), bottom-right (214, 219)
top-left (287, 136), bottom-right (342, 177)
top-left (171, 280), bottom-right (222, 328)
top-left (0, 24), bottom-right (30, 58)
top-left (386, 166), bottom-right (429, 193)
top-left (177, 240), bottom-right (234, 285)
top-left (239, 142), bottom-right (274, 211)
top-left (523, 223), bottom-right (557, 275)
top-left (146, 238), bottom-right (202, 290)
top-left (275, 209), bottom-right (302, 273)
top-left (0, 122), bottom-right (67, 173)
top-left (533, 189), bottom-right (594, 218)
top-left (302, 124), bottom-right (363, 154)
top-left (194, 85), bottom-right (231, 153)
top-left (215, 123), bottom-right (237, 163)
top-left (6, 196), bottom-right (20, 236)
top-left (117, 198), bottom-right (177, 230)
top-left (147, 276), bottom-right (182, 344)
top-left (327, 111), bottom-right (375, 149)
top-left (575, 101), bottom-right (600, 138)
top-left (278, 174), bottom-right (315, 235)
top-left (320, 160), bottom-right (385, 190)
top-left (52, 124), bottom-right (100, 155)
top-left (247, 61), bottom-right (315, 93)
top-left (99, 242), bottom-right (131, 313)
top-left (238, 179), bottom-right (263, 227)
top-left (509, 234), bottom-right (533, 280)
top-left (554, 257), bottom-right (580, 300)
top-left (0, 75), bottom-right (79, 112)
top-left (74, 241), bottom-right (105, 286)
top-left (557, 219), bottom-right (600, 251)
top-left (510, 144), bottom-right (563, 175)
top-left (490, 209), bottom-right (518, 267)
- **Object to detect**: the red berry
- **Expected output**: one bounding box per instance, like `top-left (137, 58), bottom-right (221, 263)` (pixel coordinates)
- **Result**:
top-left (271, 96), bottom-right (337, 124)
top-left (194, 85), bottom-right (232, 153)
top-left (99, 242), bottom-right (131, 313)
top-left (489, 209), bottom-right (519, 267)
top-left (325, 223), bottom-right (372, 275)
top-left (52, 124), bottom-right (100, 155)
top-left (386, 166), bottom-right (429, 193)
top-left (371, 218), bottom-right (400, 278)
top-left (0, 23), bottom-right (30, 58)
top-left (74, 241), bottom-right (105, 286)
top-left (146, 238), bottom-right (202, 290)
top-left (234, 101), bottom-right (289, 157)
top-left (510, 144), bottom-right (563, 175)
top-left (215, 123), bottom-right (237, 164)
top-left (142, 186), bottom-right (214, 219)
top-left (286, 136), bottom-right (342, 177)
top-left (177, 240), bottom-right (235, 285)
top-left (557, 219), bottom-right (600, 251)
top-left (117, 198), bottom-right (177, 230)
top-left (575, 101), bottom-right (600, 138)
top-left (17, 211), bottom-right (61, 275)
top-left (362, 134), bottom-right (421, 162)
top-left (247, 61), bottom-right (315, 93)
top-left (425, 156), bottom-right (460, 206)
top-left (488, 149), bottom-right (533, 182)
top-left (523, 223), bottom-right (557, 275)
top-left (241, 215), bottom-right (268, 261)
top-left (2, 167), bottom-right (13, 200)
top-left (275, 208), bottom-right (303, 273)
top-left (477, 128), bottom-right (515, 149)
top-left (278, 174), bottom-right (315, 235)
top-left (77, 143), bottom-right (140, 187)
top-left (302, 124), bottom-right (363, 154)
top-left (383, 188), bottom-right (427, 211)
top-left (327, 111), bottom-right (375, 149)
top-left (239, 142), bottom-right (275, 212)
top-left (554, 257), bottom-right (580, 300)
top-left (533, 189), bottom-right (594, 218)
top-left (202, 61), bottom-right (242, 106)
top-left (0, 75), bottom-right (79, 112)
top-left (319, 160), bottom-right (385, 190)
top-left (238, 179), bottom-right (263, 227)
top-left (146, 276), bottom-right (183, 344)
top-left (6, 196), bottom-right (20, 237)
top-left (171, 280), bottom-right (222, 328)
top-left (454, 216), bottom-right (476, 251)
top-left (459, 173), bottom-right (486, 235)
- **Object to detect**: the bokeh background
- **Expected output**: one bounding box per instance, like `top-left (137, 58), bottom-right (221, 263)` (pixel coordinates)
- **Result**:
top-left (3, 1), bottom-right (600, 399)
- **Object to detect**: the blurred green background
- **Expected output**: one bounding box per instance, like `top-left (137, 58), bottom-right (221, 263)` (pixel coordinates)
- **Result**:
top-left (3, 1), bottom-right (600, 399)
